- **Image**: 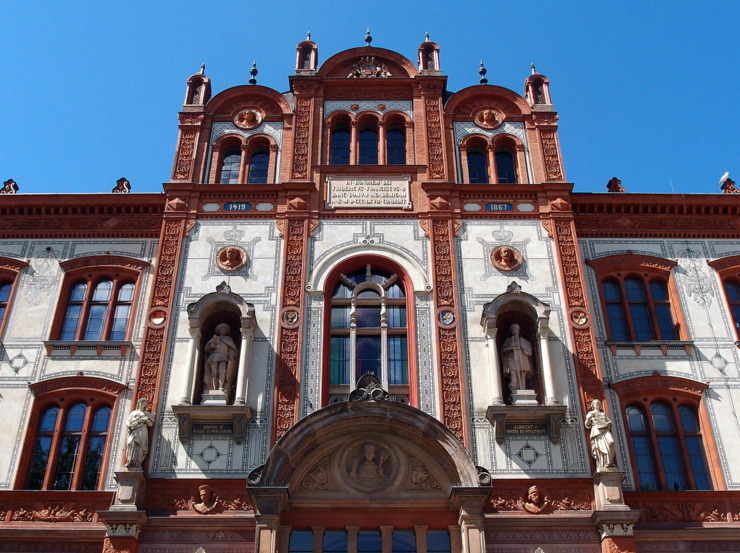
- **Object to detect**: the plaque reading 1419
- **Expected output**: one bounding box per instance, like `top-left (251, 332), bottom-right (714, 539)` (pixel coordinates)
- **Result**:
top-left (327, 176), bottom-right (411, 209)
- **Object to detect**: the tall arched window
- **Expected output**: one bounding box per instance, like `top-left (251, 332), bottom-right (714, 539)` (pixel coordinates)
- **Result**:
top-left (60, 278), bottom-right (136, 341)
top-left (26, 399), bottom-right (113, 490)
top-left (723, 279), bottom-right (740, 336)
top-left (331, 124), bottom-right (351, 165)
top-left (248, 147), bottom-right (270, 183)
top-left (386, 125), bottom-right (406, 165)
top-left (328, 264), bottom-right (409, 404)
top-left (495, 149), bottom-right (516, 183)
top-left (359, 124), bottom-right (379, 165)
top-left (467, 148), bottom-right (488, 183)
top-left (625, 400), bottom-right (711, 491)
top-left (0, 281), bottom-right (11, 325)
top-left (220, 147), bottom-right (242, 184)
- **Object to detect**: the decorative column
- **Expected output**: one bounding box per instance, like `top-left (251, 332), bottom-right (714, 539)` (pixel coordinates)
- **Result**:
top-left (98, 472), bottom-right (148, 553)
top-left (449, 488), bottom-right (490, 553)
top-left (483, 324), bottom-right (503, 406)
top-left (537, 328), bottom-right (557, 405)
top-left (234, 324), bottom-right (254, 406)
top-left (180, 327), bottom-right (201, 404)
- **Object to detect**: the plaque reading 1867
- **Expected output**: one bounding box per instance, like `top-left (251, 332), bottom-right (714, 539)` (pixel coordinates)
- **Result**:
top-left (327, 176), bottom-right (411, 209)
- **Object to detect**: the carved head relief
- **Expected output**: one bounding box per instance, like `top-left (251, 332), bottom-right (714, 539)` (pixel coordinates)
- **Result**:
top-left (216, 245), bottom-right (248, 272)
top-left (474, 108), bottom-right (504, 130)
top-left (490, 245), bottom-right (523, 271)
top-left (233, 108), bottom-right (263, 129)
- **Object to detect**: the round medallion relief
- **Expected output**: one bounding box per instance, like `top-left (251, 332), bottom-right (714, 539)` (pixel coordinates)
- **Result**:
top-left (338, 438), bottom-right (401, 493)
top-left (215, 245), bottom-right (248, 272)
top-left (473, 108), bottom-right (503, 129)
top-left (490, 245), bottom-right (523, 271)
top-left (233, 108), bottom-right (263, 129)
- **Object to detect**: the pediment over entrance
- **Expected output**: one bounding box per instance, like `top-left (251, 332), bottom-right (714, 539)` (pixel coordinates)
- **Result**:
top-left (248, 377), bottom-right (487, 509)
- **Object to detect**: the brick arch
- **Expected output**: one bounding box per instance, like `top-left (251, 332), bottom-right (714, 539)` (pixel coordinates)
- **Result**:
top-left (445, 84), bottom-right (531, 117)
top-left (318, 46), bottom-right (418, 78)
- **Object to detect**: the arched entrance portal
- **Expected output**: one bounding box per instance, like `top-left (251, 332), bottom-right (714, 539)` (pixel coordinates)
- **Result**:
top-left (248, 376), bottom-right (490, 553)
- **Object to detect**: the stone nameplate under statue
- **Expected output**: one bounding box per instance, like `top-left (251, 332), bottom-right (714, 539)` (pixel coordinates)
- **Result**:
top-left (327, 176), bottom-right (411, 209)
top-left (505, 422), bottom-right (548, 436)
top-left (191, 422), bottom-right (234, 436)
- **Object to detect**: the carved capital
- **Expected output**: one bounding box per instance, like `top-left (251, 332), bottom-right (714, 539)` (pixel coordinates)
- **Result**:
top-left (105, 523), bottom-right (141, 537)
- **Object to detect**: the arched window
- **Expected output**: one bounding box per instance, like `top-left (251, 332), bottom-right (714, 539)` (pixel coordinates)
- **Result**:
top-left (219, 147), bottom-right (242, 184)
top-left (386, 125), bottom-right (406, 165)
top-left (331, 124), bottom-right (351, 165)
top-left (248, 147), bottom-right (270, 184)
top-left (26, 399), bottom-right (113, 490)
top-left (495, 149), bottom-right (516, 183)
top-left (359, 124), bottom-right (379, 165)
top-left (467, 148), bottom-right (488, 184)
top-left (723, 279), bottom-right (740, 336)
top-left (328, 264), bottom-right (409, 404)
top-left (0, 281), bottom-right (11, 325)
top-left (60, 277), bottom-right (136, 341)
top-left (625, 400), bottom-right (711, 491)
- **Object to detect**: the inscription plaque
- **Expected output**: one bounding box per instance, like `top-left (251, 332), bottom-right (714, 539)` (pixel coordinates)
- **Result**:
top-left (505, 422), bottom-right (548, 435)
top-left (327, 176), bottom-right (411, 209)
top-left (191, 422), bottom-right (234, 436)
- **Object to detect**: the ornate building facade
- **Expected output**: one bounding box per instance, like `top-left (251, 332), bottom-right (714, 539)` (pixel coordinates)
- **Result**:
top-left (1, 37), bottom-right (740, 553)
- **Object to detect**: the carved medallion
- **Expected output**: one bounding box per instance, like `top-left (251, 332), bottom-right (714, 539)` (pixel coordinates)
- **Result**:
top-left (348, 56), bottom-right (392, 78)
top-left (233, 108), bottom-right (263, 129)
top-left (341, 438), bottom-right (398, 492)
top-left (490, 245), bottom-right (523, 271)
top-left (571, 311), bottom-right (588, 326)
top-left (474, 108), bottom-right (504, 130)
top-left (215, 245), bottom-right (248, 272)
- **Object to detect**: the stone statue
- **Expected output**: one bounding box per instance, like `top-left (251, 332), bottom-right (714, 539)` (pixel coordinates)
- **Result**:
top-left (125, 398), bottom-right (154, 469)
top-left (585, 399), bottom-right (616, 470)
top-left (349, 442), bottom-right (389, 479)
top-left (501, 324), bottom-right (533, 391)
top-left (204, 323), bottom-right (238, 395)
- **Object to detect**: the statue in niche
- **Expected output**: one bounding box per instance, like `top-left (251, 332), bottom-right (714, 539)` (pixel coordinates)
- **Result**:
top-left (349, 442), bottom-right (389, 479)
top-left (585, 399), bottom-right (617, 471)
top-left (203, 323), bottom-right (238, 396)
top-left (501, 323), bottom-right (533, 392)
top-left (125, 398), bottom-right (154, 470)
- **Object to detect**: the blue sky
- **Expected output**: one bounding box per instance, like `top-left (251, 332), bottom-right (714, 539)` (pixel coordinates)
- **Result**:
top-left (2, 1), bottom-right (738, 195)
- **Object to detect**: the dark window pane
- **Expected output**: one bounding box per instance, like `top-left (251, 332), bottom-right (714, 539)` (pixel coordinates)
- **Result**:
top-left (331, 126), bottom-right (350, 165)
top-left (626, 405), bottom-right (647, 432)
top-left (117, 282), bottom-right (135, 302)
top-left (84, 304), bottom-right (108, 340)
top-left (91, 280), bottom-right (112, 302)
top-left (657, 436), bottom-right (688, 490)
top-left (248, 148), bottom-right (270, 183)
top-left (359, 126), bottom-right (378, 165)
top-left (39, 406), bottom-right (59, 432)
top-left (427, 531), bottom-right (451, 553)
top-left (495, 150), bottom-right (516, 183)
top-left (110, 304), bottom-right (131, 340)
top-left (92, 406), bottom-right (111, 433)
top-left (388, 336), bottom-right (408, 385)
top-left (386, 127), bottom-right (406, 165)
top-left (726, 280), bottom-right (740, 301)
top-left (629, 303), bottom-right (654, 340)
top-left (330, 336), bottom-right (350, 385)
top-left (649, 280), bottom-right (669, 301)
top-left (606, 304), bottom-right (629, 341)
top-left (323, 531), bottom-right (348, 553)
top-left (356, 336), bottom-right (381, 379)
top-left (388, 305), bottom-right (406, 327)
top-left (290, 531), bottom-right (314, 553)
top-left (356, 306), bottom-right (381, 327)
top-left (81, 435), bottom-right (106, 490)
top-left (392, 531), bottom-right (416, 553)
top-left (467, 149), bottom-right (488, 183)
top-left (0, 281), bottom-right (11, 303)
top-left (331, 306), bottom-right (350, 328)
top-left (625, 278), bottom-right (647, 301)
top-left (679, 405), bottom-right (700, 432)
top-left (602, 280), bottom-right (622, 302)
top-left (65, 403), bottom-right (87, 432)
top-left (357, 531), bottom-right (381, 553)
top-left (332, 282), bottom-right (352, 298)
top-left (220, 149), bottom-right (241, 184)
top-left (357, 289), bottom-right (380, 299)
top-left (69, 282), bottom-right (87, 302)
top-left (52, 435), bottom-right (81, 490)
top-left (651, 402), bottom-right (674, 432)
top-left (386, 283), bottom-right (405, 299)
top-left (686, 436), bottom-right (711, 489)
top-left (655, 304), bottom-right (677, 339)
top-left (631, 435), bottom-right (659, 491)
top-left (27, 436), bottom-right (53, 489)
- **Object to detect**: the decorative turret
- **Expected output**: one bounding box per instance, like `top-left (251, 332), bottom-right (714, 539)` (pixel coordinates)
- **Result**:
top-left (295, 31), bottom-right (318, 75)
top-left (184, 63), bottom-right (211, 106)
top-left (418, 32), bottom-right (441, 75)
top-left (524, 63), bottom-right (552, 106)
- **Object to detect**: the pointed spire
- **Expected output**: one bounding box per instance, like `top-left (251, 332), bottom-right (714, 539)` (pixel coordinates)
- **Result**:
top-left (199, 63), bottom-right (206, 75)
top-left (478, 60), bottom-right (488, 85)
top-left (425, 31), bottom-right (430, 42)
top-left (365, 28), bottom-right (372, 47)
top-left (530, 62), bottom-right (536, 75)
top-left (249, 60), bottom-right (258, 85)
top-left (306, 30), bottom-right (311, 41)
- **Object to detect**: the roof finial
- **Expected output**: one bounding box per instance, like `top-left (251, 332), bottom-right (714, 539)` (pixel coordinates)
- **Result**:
top-left (478, 60), bottom-right (488, 85)
top-left (530, 62), bottom-right (536, 75)
top-left (249, 60), bottom-right (258, 85)
top-left (199, 63), bottom-right (206, 75)
top-left (425, 31), bottom-right (430, 42)
top-left (365, 28), bottom-right (372, 47)
top-left (306, 30), bottom-right (311, 41)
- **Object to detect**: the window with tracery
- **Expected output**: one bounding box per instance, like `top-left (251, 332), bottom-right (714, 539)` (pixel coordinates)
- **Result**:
top-left (625, 401), bottom-right (711, 491)
top-left (328, 264), bottom-right (409, 403)
top-left (26, 399), bottom-right (112, 490)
